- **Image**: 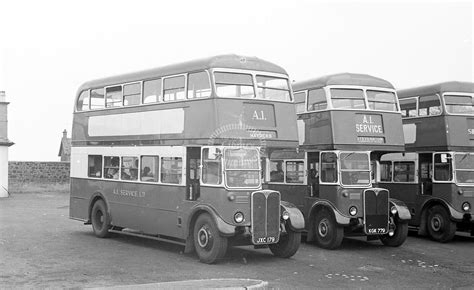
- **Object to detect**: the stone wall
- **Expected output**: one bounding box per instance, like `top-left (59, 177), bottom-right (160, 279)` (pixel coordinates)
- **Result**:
top-left (8, 161), bottom-right (70, 184)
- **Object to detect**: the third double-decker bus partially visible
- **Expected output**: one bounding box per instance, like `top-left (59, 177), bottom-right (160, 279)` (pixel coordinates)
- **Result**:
top-left (69, 54), bottom-right (305, 263)
top-left (265, 73), bottom-right (411, 249)
top-left (379, 81), bottom-right (474, 242)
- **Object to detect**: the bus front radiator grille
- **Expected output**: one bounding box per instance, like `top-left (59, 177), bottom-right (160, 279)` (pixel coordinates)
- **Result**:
top-left (251, 190), bottom-right (281, 244)
top-left (363, 188), bottom-right (389, 234)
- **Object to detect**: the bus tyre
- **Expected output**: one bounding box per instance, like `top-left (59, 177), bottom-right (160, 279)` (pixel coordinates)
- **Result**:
top-left (269, 228), bottom-right (301, 258)
top-left (314, 209), bottom-right (344, 249)
top-left (379, 221), bottom-right (408, 247)
top-left (193, 213), bottom-right (228, 264)
top-left (427, 205), bottom-right (456, 242)
top-left (91, 200), bottom-right (110, 238)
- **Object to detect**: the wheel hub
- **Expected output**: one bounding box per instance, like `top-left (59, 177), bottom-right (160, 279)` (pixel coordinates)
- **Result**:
top-left (318, 218), bottom-right (329, 237)
top-left (431, 215), bottom-right (442, 232)
top-left (197, 226), bottom-right (212, 249)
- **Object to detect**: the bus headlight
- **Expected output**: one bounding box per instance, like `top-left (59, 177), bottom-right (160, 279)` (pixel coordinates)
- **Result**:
top-left (391, 206), bottom-right (398, 215)
top-left (349, 206), bottom-right (357, 216)
top-left (462, 202), bottom-right (471, 212)
top-left (227, 192), bottom-right (236, 201)
top-left (234, 212), bottom-right (244, 223)
top-left (458, 189), bottom-right (464, 195)
top-left (282, 211), bottom-right (290, 220)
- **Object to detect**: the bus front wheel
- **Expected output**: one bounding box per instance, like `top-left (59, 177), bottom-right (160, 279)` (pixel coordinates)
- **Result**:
top-left (313, 209), bottom-right (344, 249)
top-left (193, 213), bottom-right (228, 264)
top-left (427, 205), bottom-right (456, 242)
top-left (91, 200), bottom-right (110, 238)
top-left (269, 228), bottom-right (301, 258)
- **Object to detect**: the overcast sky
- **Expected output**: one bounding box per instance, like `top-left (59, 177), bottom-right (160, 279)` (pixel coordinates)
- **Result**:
top-left (0, 0), bottom-right (472, 161)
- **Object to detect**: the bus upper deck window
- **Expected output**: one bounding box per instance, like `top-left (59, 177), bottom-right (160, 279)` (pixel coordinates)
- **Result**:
top-left (90, 88), bottom-right (105, 109)
top-left (444, 95), bottom-right (474, 115)
top-left (143, 79), bottom-right (162, 104)
top-left (188, 71), bottom-right (211, 99)
top-left (123, 83), bottom-right (141, 106)
top-left (399, 98), bottom-right (417, 118)
top-left (307, 88), bottom-right (327, 111)
top-left (163, 76), bottom-right (186, 102)
top-left (106, 86), bottom-right (123, 108)
top-left (367, 90), bottom-right (397, 111)
top-left (214, 72), bottom-right (255, 99)
top-left (256, 75), bottom-right (290, 101)
top-left (330, 88), bottom-right (365, 109)
top-left (76, 90), bottom-right (90, 111)
top-left (418, 95), bottom-right (441, 116)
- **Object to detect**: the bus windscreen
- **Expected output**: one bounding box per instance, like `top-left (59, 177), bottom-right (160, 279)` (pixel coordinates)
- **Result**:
top-left (340, 152), bottom-right (371, 186)
top-left (367, 90), bottom-right (398, 112)
top-left (330, 89), bottom-right (366, 109)
top-left (224, 148), bottom-right (260, 188)
top-left (455, 153), bottom-right (474, 184)
top-left (444, 95), bottom-right (474, 115)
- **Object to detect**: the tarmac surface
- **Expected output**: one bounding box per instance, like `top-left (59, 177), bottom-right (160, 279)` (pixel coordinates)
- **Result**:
top-left (1, 191), bottom-right (473, 288)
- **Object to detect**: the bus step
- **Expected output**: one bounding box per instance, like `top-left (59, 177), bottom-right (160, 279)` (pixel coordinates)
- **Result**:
top-left (109, 229), bottom-right (186, 246)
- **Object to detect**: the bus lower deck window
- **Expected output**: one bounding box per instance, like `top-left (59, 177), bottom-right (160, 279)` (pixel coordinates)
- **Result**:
top-left (88, 155), bottom-right (103, 178)
top-left (161, 157), bottom-right (183, 184)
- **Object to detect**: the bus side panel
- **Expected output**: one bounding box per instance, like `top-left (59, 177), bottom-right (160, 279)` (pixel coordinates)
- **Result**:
top-left (268, 183), bottom-right (306, 211)
top-left (70, 177), bottom-right (102, 221)
top-left (378, 182), bottom-right (421, 226)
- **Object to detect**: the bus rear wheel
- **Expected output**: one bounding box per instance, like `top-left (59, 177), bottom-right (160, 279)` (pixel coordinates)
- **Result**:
top-left (379, 221), bottom-right (408, 247)
top-left (91, 200), bottom-right (110, 238)
top-left (193, 213), bottom-right (228, 264)
top-left (313, 209), bottom-right (343, 249)
top-left (269, 228), bottom-right (301, 258)
top-left (427, 205), bottom-right (456, 242)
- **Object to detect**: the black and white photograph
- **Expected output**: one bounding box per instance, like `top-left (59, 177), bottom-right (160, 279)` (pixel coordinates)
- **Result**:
top-left (0, 0), bottom-right (472, 288)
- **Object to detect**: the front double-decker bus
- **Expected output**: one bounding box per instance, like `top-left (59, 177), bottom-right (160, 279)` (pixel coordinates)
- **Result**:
top-left (379, 82), bottom-right (474, 242)
top-left (69, 55), bottom-right (305, 263)
top-left (266, 73), bottom-right (411, 249)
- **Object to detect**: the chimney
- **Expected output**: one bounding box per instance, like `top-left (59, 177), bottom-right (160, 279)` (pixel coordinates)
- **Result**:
top-left (63, 129), bottom-right (68, 139)
top-left (0, 91), bottom-right (14, 197)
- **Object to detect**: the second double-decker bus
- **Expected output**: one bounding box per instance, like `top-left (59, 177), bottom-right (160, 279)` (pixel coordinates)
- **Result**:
top-left (379, 81), bottom-right (474, 242)
top-left (69, 54), bottom-right (305, 263)
top-left (265, 73), bottom-right (411, 249)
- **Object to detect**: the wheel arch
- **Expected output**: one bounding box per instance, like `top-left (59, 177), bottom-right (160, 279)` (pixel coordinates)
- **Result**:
top-left (306, 201), bottom-right (349, 242)
top-left (87, 192), bottom-right (109, 224)
top-left (419, 198), bottom-right (456, 235)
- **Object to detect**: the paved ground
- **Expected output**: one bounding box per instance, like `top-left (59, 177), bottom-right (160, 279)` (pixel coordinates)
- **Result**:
top-left (1, 191), bottom-right (473, 288)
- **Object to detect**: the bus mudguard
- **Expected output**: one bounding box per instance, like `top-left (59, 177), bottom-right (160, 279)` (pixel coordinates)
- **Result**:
top-left (280, 201), bottom-right (305, 231)
top-left (421, 198), bottom-right (465, 221)
top-left (309, 200), bottom-right (351, 225)
top-left (389, 198), bottom-right (411, 221)
top-left (188, 205), bottom-right (236, 236)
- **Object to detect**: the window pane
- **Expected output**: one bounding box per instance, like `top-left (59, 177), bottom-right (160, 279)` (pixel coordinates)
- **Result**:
top-left (330, 89), bottom-right (365, 109)
top-left (88, 155), bottom-right (102, 178)
top-left (104, 156), bottom-right (120, 180)
top-left (214, 72), bottom-right (253, 85)
top-left (214, 72), bottom-right (255, 99)
top-left (367, 90), bottom-right (397, 111)
top-left (393, 162), bottom-right (415, 182)
top-left (444, 95), bottom-right (474, 114)
top-left (286, 161), bottom-right (304, 184)
top-left (164, 76), bottom-right (185, 102)
top-left (307, 88), bottom-right (327, 111)
top-left (269, 160), bottom-right (284, 182)
top-left (202, 148), bottom-right (222, 185)
top-left (399, 98), bottom-right (417, 117)
top-left (380, 161), bottom-right (392, 182)
top-left (419, 95), bottom-right (441, 116)
top-left (124, 83), bottom-right (141, 106)
top-left (188, 71), bottom-right (211, 99)
top-left (434, 153), bottom-right (452, 181)
top-left (294, 91), bottom-right (306, 103)
top-left (161, 157), bottom-right (182, 184)
top-left (121, 156), bottom-right (138, 181)
top-left (141, 156), bottom-right (159, 182)
top-left (77, 90), bottom-right (90, 111)
top-left (321, 152), bottom-right (338, 183)
top-left (256, 76), bottom-right (290, 101)
top-left (143, 79), bottom-right (161, 103)
top-left (90, 88), bottom-right (104, 109)
top-left (106, 86), bottom-right (123, 108)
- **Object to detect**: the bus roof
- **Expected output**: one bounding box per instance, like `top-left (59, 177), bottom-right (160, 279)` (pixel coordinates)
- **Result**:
top-left (398, 81), bottom-right (474, 98)
top-left (77, 54), bottom-right (288, 92)
top-left (292, 73), bottom-right (395, 91)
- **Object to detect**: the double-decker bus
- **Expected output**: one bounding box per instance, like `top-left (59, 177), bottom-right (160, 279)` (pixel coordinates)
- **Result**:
top-left (379, 82), bottom-right (474, 242)
top-left (265, 73), bottom-right (411, 249)
top-left (69, 54), bottom-right (305, 263)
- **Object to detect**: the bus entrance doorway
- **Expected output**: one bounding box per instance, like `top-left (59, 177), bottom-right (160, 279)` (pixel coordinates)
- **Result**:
top-left (307, 152), bottom-right (319, 198)
top-left (186, 147), bottom-right (201, 201)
